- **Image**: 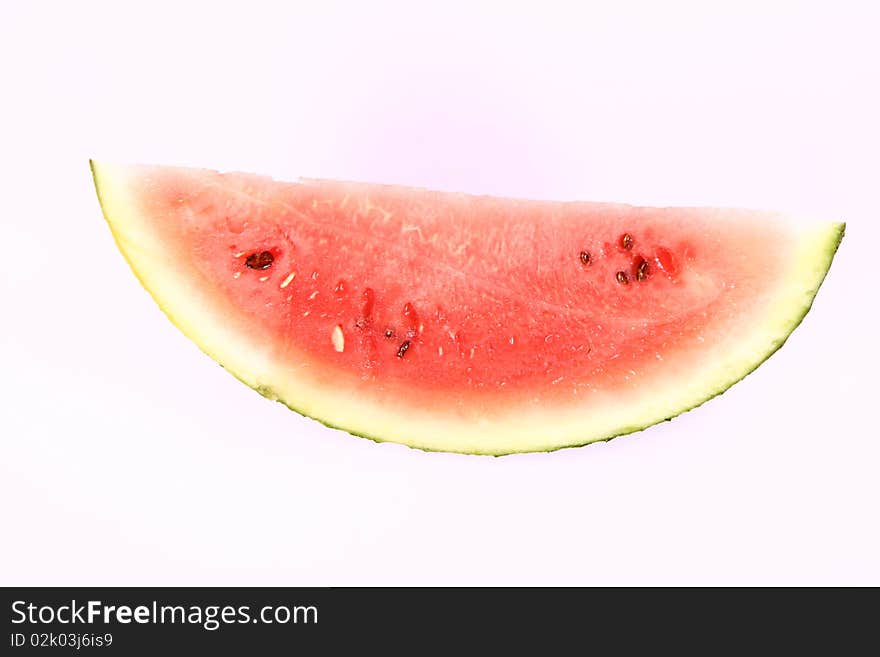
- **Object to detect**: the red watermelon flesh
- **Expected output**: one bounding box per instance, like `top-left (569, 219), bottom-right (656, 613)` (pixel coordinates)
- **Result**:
top-left (91, 162), bottom-right (843, 454)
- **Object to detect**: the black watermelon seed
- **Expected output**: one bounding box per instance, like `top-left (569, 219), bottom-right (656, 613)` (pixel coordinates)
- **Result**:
top-left (616, 271), bottom-right (629, 285)
top-left (620, 233), bottom-right (634, 250)
top-left (397, 340), bottom-right (411, 358)
top-left (245, 251), bottom-right (274, 270)
top-left (579, 251), bottom-right (591, 266)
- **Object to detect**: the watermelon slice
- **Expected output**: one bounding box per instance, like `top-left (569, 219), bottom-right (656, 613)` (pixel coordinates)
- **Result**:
top-left (91, 162), bottom-right (843, 455)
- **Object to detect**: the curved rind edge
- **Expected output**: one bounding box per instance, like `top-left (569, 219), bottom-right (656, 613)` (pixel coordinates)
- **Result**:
top-left (91, 160), bottom-right (844, 456)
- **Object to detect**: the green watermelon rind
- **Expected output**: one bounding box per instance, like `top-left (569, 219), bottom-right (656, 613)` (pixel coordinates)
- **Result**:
top-left (91, 160), bottom-right (844, 456)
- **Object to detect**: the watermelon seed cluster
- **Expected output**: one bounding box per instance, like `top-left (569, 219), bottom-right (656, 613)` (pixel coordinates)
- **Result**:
top-left (580, 233), bottom-right (654, 285)
top-left (347, 286), bottom-right (415, 360)
top-left (233, 248), bottom-right (478, 364)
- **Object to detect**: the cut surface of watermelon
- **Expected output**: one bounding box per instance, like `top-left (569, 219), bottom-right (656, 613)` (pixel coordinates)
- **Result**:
top-left (91, 162), bottom-right (843, 454)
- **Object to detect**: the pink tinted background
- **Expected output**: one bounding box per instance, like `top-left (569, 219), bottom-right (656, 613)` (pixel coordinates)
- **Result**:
top-left (1, 1), bottom-right (877, 584)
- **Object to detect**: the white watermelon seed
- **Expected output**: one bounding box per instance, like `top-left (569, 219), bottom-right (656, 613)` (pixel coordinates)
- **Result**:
top-left (332, 325), bottom-right (345, 352)
top-left (280, 272), bottom-right (296, 288)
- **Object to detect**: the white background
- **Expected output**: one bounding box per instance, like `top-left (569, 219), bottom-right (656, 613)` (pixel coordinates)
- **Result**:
top-left (2, 1), bottom-right (878, 585)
